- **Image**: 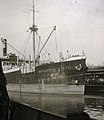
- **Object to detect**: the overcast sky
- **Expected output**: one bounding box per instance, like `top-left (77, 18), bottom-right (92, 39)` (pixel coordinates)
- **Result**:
top-left (0, 0), bottom-right (104, 66)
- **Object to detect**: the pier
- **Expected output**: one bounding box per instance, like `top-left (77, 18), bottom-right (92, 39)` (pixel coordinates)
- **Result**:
top-left (85, 67), bottom-right (104, 95)
top-left (85, 67), bottom-right (104, 81)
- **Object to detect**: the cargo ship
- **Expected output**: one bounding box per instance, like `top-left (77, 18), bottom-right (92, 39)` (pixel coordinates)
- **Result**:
top-left (1, 46), bottom-right (86, 94)
top-left (1, 1), bottom-right (87, 95)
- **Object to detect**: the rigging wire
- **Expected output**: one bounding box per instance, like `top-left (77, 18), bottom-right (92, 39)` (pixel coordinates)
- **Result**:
top-left (5, 41), bottom-right (27, 59)
top-left (38, 26), bottom-right (56, 55)
top-left (22, 31), bottom-right (32, 58)
top-left (35, 31), bottom-right (39, 57)
top-left (36, 32), bottom-right (52, 62)
top-left (55, 29), bottom-right (58, 61)
top-left (37, 36), bottom-right (41, 56)
top-left (20, 31), bottom-right (31, 53)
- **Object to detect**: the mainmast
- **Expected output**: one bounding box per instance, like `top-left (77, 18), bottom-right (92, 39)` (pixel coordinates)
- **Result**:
top-left (29, 1), bottom-right (56, 68)
top-left (29, 0), bottom-right (38, 71)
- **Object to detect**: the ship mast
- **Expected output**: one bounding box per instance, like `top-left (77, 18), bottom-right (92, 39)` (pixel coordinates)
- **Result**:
top-left (29, 0), bottom-right (38, 71)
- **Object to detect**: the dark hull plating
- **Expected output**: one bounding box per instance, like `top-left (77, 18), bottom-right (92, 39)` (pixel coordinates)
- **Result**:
top-left (5, 58), bottom-right (86, 94)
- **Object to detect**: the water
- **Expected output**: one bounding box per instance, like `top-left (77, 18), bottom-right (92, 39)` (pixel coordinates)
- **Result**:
top-left (9, 92), bottom-right (104, 120)
top-left (84, 95), bottom-right (104, 120)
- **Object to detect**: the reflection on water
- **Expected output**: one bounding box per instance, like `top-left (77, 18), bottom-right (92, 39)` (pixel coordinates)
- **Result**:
top-left (9, 92), bottom-right (104, 120)
top-left (9, 93), bottom-right (84, 117)
top-left (84, 96), bottom-right (104, 120)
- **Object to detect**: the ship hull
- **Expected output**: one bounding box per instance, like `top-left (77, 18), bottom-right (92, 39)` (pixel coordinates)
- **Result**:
top-left (7, 84), bottom-right (85, 95)
top-left (4, 57), bottom-right (86, 95)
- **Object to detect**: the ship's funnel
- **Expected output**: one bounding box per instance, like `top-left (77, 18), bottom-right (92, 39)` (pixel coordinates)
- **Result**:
top-left (1, 38), bottom-right (7, 56)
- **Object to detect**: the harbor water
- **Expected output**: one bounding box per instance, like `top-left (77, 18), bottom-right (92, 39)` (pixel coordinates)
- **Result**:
top-left (8, 92), bottom-right (104, 120)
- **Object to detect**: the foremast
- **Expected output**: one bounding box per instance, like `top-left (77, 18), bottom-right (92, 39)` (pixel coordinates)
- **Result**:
top-left (29, 0), bottom-right (38, 71)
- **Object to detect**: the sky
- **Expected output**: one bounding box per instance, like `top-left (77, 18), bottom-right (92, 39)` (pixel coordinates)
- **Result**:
top-left (0, 0), bottom-right (104, 66)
